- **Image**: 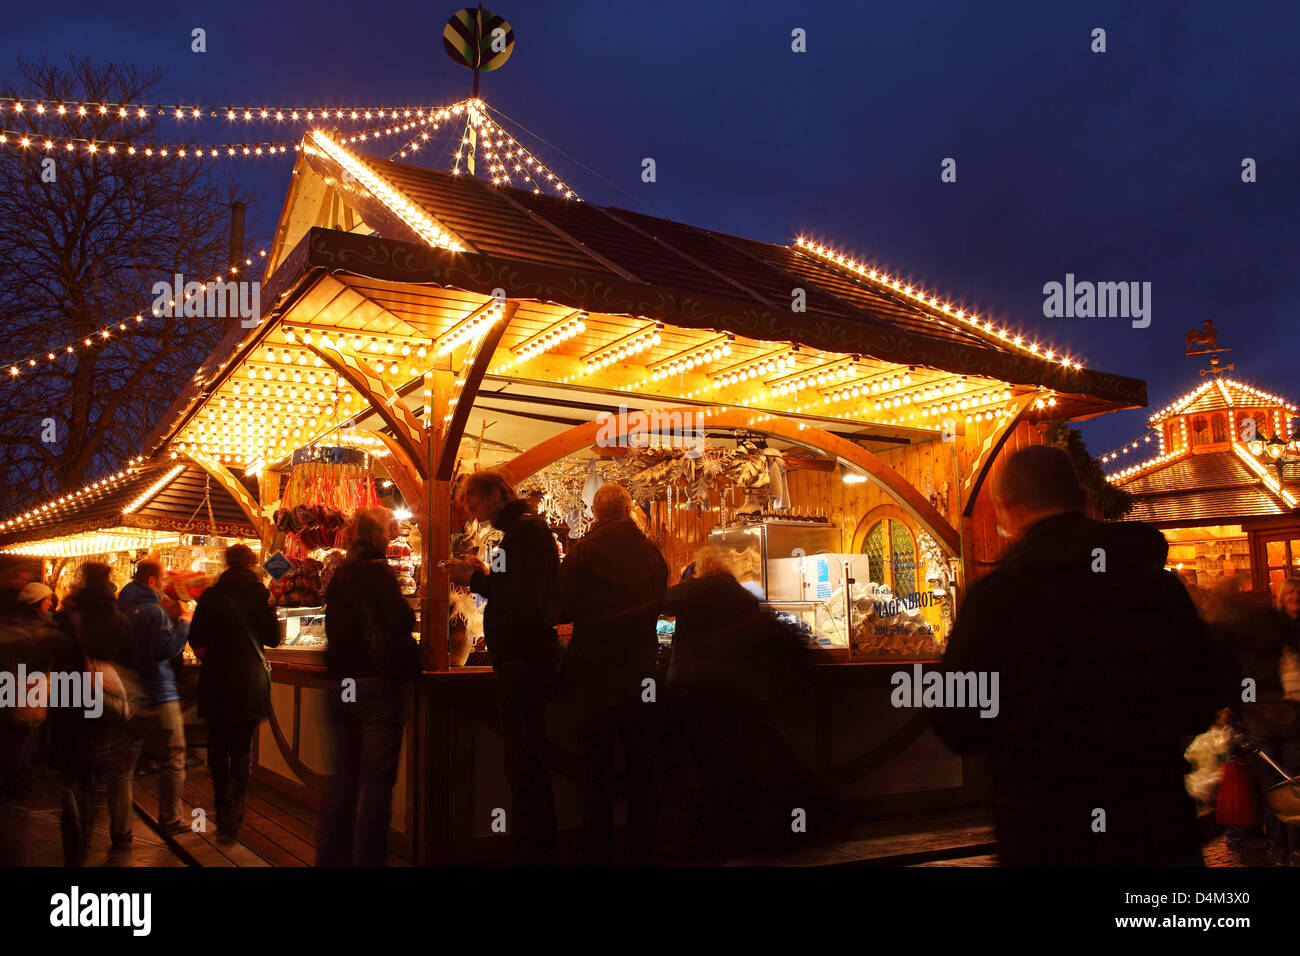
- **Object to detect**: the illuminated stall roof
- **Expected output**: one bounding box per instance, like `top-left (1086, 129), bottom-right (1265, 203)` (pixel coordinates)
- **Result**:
top-left (0, 462), bottom-right (259, 553)
top-left (1108, 376), bottom-right (1300, 526)
top-left (143, 133), bottom-right (1145, 472)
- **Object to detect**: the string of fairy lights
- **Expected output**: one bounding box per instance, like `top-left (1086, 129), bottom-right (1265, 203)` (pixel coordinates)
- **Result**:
top-left (3, 249), bottom-right (268, 378)
top-left (794, 237), bottom-right (1085, 373)
top-left (0, 109), bottom-right (453, 160)
top-left (0, 98), bottom-right (444, 122)
top-left (1099, 434), bottom-right (1154, 464)
top-left (450, 100), bottom-right (579, 199)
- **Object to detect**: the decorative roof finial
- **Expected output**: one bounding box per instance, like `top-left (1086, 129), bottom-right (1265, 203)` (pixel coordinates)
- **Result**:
top-left (1185, 319), bottom-right (1234, 376)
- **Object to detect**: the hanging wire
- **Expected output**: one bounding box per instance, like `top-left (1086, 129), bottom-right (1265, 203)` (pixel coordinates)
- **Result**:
top-left (479, 102), bottom-right (667, 216)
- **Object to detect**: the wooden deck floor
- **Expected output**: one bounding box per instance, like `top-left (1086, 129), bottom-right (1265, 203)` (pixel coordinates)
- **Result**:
top-left (133, 766), bottom-right (408, 867)
top-left (0, 769), bottom-right (187, 868)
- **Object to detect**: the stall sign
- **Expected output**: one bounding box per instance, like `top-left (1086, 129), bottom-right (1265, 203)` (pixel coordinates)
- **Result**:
top-left (263, 551), bottom-right (292, 581)
top-left (815, 557), bottom-right (831, 600)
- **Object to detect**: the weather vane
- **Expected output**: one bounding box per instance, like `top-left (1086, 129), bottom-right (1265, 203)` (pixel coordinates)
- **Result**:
top-left (1185, 319), bottom-right (1234, 376)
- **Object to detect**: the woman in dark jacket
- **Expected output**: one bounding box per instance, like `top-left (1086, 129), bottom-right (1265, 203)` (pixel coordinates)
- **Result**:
top-left (187, 544), bottom-right (280, 843)
top-left (49, 562), bottom-right (130, 864)
top-left (317, 508), bottom-right (420, 866)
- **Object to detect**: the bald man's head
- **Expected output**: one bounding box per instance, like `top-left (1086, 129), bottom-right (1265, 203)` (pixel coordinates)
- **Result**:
top-left (992, 445), bottom-right (1086, 540)
top-left (994, 445), bottom-right (1086, 512)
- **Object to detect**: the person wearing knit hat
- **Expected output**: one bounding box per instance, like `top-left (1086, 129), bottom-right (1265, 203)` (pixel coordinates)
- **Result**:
top-left (17, 582), bottom-right (53, 617)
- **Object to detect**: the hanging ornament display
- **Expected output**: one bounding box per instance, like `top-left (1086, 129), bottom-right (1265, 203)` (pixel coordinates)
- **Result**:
top-left (272, 446), bottom-right (380, 558)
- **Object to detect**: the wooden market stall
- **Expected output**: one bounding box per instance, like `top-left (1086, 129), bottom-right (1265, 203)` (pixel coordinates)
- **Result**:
top-left (131, 124), bottom-right (1147, 862)
top-left (1106, 359), bottom-right (1300, 597)
top-left (0, 460), bottom-right (261, 595)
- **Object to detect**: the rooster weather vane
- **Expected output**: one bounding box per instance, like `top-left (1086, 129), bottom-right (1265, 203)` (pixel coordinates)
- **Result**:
top-left (1185, 320), bottom-right (1233, 377)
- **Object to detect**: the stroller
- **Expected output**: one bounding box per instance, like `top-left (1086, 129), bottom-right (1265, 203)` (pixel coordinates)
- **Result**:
top-left (1247, 743), bottom-right (1300, 823)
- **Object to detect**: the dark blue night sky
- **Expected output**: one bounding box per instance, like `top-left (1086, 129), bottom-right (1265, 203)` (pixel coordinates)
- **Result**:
top-left (6, 0), bottom-right (1298, 462)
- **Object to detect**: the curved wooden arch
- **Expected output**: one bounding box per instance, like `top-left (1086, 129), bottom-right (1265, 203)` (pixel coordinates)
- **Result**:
top-left (849, 502), bottom-right (918, 553)
top-left (186, 451), bottom-right (270, 539)
top-left (359, 428), bottom-right (427, 533)
top-left (960, 393), bottom-right (1037, 517)
top-left (498, 406), bottom-right (961, 556)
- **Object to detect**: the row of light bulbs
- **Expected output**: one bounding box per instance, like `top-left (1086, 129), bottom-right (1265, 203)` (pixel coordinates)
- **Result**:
top-left (1149, 378), bottom-right (1298, 424)
top-left (651, 341), bottom-right (733, 380)
top-left (2, 251), bottom-right (267, 379)
top-left (459, 102), bottom-right (579, 200)
top-left (0, 111), bottom-right (437, 159)
top-left (712, 352), bottom-right (799, 387)
top-left (795, 237), bottom-right (1083, 372)
top-left (918, 389), bottom-right (1013, 416)
top-left (773, 366), bottom-right (893, 398)
top-left (0, 458), bottom-right (147, 529)
top-left (1100, 435), bottom-right (1155, 463)
top-left (439, 303), bottom-right (505, 355)
top-left (585, 328), bottom-right (662, 374)
top-left (283, 336), bottom-right (426, 358)
top-left (512, 314), bottom-right (587, 365)
top-left (1, 530), bottom-right (174, 559)
top-left (122, 466), bottom-right (184, 515)
top-left (309, 130), bottom-right (464, 253)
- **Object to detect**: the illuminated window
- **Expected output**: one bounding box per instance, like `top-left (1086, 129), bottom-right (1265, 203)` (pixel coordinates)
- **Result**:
top-left (1192, 416), bottom-right (1209, 445)
top-left (863, 518), bottom-right (917, 595)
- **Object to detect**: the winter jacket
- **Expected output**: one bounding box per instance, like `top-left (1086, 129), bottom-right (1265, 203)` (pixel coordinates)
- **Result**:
top-left (931, 511), bottom-right (1228, 865)
top-left (663, 574), bottom-right (814, 705)
top-left (324, 542), bottom-right (420, 681)
top-left (558, 518), bottom-right (668, 706)
top-left (117, 580), bottom-right (190, 706)
top-left (187, 566), bottom-right (281, 721)
top-left (469, 498), bottom-right (561, 665)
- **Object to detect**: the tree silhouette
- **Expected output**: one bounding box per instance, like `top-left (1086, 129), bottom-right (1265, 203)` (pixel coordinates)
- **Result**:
top-left (0, 57), bottom-right (262, 512)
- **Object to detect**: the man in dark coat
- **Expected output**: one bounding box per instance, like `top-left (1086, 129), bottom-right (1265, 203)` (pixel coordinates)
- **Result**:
top-left (558, 482), bottom-right (668, 864)
top-left (447, 469), bottom-right (560, 865)
top-left (318, 507), bottom-right (420, 866)
top-left (187, 544), bottom-right (280, 843)
top-left (931, 445), bottom-right (1225, 866)
top-left (113, 560), bottom-right (191, 839)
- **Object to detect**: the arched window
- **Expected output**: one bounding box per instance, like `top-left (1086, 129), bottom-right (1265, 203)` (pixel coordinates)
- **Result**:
top-left (863, 518), bottom-right (917, 596)
top-left (1211, 413), bottom-right (1228, 443)
top-left (1192, 416), bottom-right (1209, 445)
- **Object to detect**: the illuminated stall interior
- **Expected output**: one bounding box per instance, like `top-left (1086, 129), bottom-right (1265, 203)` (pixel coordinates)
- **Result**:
top-left (1106, 376), bottom-right (1300, 595)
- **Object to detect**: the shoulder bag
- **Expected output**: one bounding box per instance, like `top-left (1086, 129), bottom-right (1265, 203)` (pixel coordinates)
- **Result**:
top-left (220, 593), bottom-right (274, 686)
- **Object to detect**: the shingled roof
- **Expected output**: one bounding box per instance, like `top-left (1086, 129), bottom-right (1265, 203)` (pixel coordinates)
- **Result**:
top-left (145, 145), bottom-right (1147, 458)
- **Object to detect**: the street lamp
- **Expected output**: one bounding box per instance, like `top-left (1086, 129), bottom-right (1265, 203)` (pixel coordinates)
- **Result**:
top-left (1247, 425), bottom-right (1300, 486)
